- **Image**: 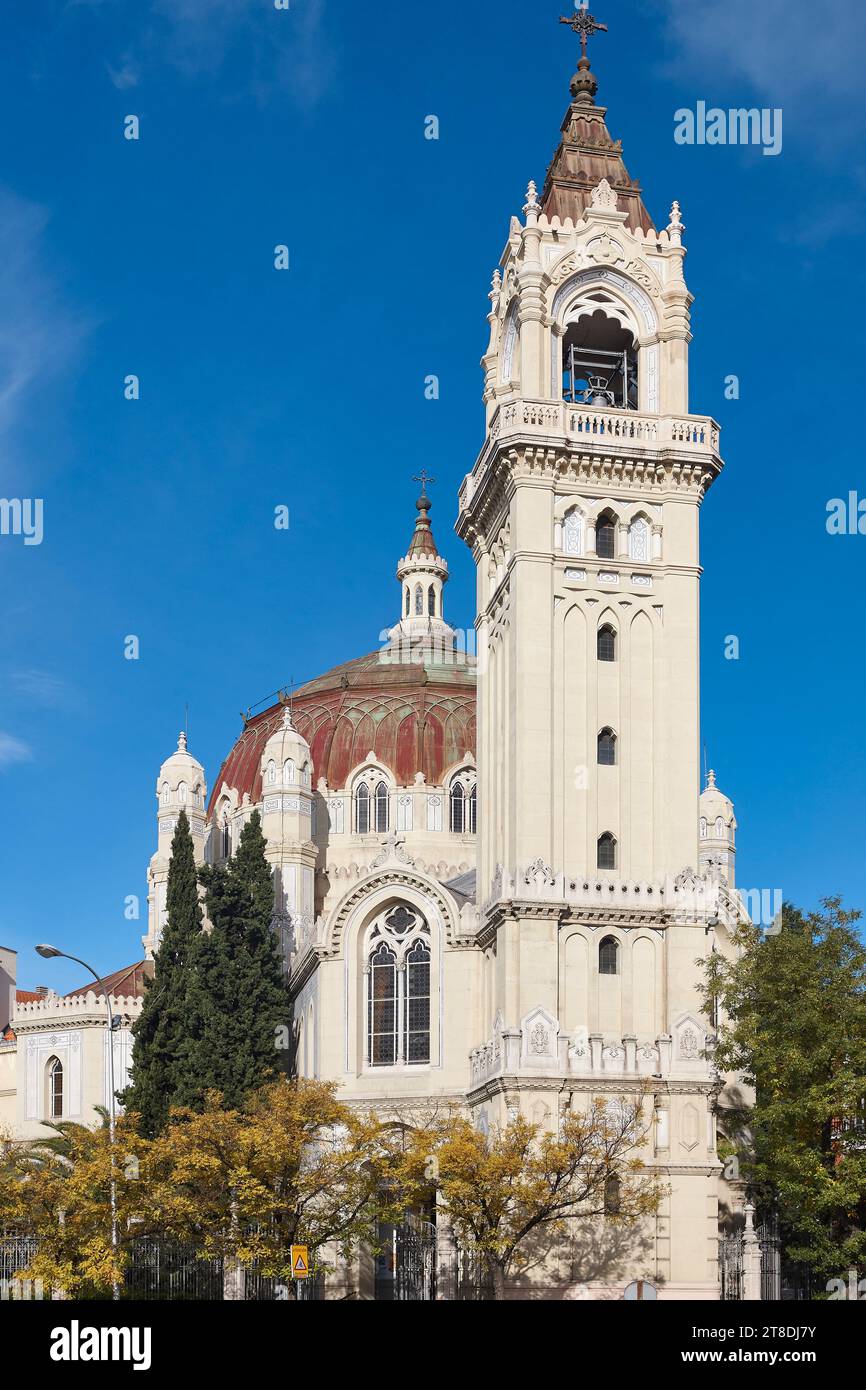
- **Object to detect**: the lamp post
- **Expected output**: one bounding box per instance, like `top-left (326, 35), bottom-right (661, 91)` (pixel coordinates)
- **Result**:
top-left (36, 944), bottom-right (120, 1301)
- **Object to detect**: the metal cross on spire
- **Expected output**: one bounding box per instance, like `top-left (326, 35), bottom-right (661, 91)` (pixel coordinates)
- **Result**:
top-left (559, 3), bottom-right (608, 59)
top-left (413, 470), bottom-right (436, 499)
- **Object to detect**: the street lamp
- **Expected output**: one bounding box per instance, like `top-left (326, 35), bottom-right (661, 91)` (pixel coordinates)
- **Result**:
top-left (35, 944), bottom-right (121, 1301)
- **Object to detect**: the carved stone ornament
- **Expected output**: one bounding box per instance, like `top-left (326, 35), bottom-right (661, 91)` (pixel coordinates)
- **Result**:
top-left (590, 178), bottom-right (618, 210)
top-left (370, 833), bottom-right (415, 870)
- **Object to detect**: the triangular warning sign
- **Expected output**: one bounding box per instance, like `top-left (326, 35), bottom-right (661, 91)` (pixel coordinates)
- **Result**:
top-left (291, 1246), bottom-right (309, 1277)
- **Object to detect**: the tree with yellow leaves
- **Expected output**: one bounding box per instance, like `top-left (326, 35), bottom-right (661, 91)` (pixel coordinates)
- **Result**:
top-left (149, 1079), bottom-right (388, 1297)
top-left (0, 1111), bottom-right (153, 1299)
top-left (396, 1095), bottom-right (663, 1298)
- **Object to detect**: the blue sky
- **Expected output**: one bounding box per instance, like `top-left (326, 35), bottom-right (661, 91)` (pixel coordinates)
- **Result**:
top-left (1, 0), bottom-right (864, 992)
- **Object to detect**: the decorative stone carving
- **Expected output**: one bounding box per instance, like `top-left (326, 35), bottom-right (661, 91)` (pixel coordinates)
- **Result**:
top-left (370, 833), bottom-right (414, 870)
top-left (520, 1006), bottom-right (560, 1067)
top-left (590, 178), bottom-right (618, 210)
top-left (522, 857), bottom-right (554, 889)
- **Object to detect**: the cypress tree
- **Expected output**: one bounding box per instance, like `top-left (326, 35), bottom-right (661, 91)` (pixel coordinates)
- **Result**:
top-left (179, 810), bottom-right (290, 1110)
top-left (123, 809), bottom-right (202, 1137)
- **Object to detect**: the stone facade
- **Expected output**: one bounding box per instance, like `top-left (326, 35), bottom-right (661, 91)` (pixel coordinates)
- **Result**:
top-left (0, 35), bottom-right (749, 1300)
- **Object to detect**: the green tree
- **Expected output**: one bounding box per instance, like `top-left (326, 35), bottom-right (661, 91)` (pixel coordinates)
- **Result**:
top-left (179, 811), bottom-right (289, 1110)
top-left (123, 809), bottom-right (202, 1137)
top-left (705, 898), bottom-right (866, 1283)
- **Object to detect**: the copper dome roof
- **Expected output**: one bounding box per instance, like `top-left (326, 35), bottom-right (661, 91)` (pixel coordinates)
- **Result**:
top-left (208, 649), bottom-right (476, 814)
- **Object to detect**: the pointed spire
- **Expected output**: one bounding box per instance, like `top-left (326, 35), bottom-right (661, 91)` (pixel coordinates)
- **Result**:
top-left (408, 472), bottom-right (440, 558)
top-left (706, 768), bottom-right (717, 791)
top-left (544, 6), bottom-right (654, 234)
top-left (178, 731), bottom-right (188, 753)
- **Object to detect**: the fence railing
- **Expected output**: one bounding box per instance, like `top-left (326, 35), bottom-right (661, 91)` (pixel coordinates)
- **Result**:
top-left (719, 1219), bottom-right (816, 1302)
top-left (124, 1237), bottom-right (224, 1301)
top-left (0, 1236), bottom-right (324, 1302)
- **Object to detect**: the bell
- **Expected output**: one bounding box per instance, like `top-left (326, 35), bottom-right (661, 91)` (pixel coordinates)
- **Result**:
top-left (587, 376), bottom-right (614, 407)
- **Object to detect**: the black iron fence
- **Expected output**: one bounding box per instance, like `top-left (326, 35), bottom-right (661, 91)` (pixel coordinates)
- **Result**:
top-left (719, 1220), bottom-right (817, 1302)
top-left (0, 1236), bottom-right (325, 1301)
top-left (124, 1237), bottom-right (224, 1301)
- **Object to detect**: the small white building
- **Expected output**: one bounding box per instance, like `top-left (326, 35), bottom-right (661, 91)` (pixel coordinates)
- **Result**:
top-left (0, 957), bottom-right (147, 1143)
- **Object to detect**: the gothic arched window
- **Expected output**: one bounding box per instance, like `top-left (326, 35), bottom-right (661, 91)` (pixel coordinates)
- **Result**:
top-left (405, 587), bottom-right (410, 617)
top-left (178, 781), bottom-right (188, 804)
top-left (284, 758), bottom-right (296, 784)
top-left (405, 940), bottom-right (431, 1064)
top-left (369, 943), bottom-right (398, 1067)
top-left (414, 584), bottom-right (423, 616)
top-left (599, 936), bottom-right (619, 975)
top-left (597, 833), bottom-right (617, 871)
top-left (374, 781), bottom-right (390, 833)
top-left (266, 760), bottom-right (276, 785)
top-left (366, 905), bottom-right (432, 1068)
top-left (355, 783), bottom-right (370, 835)
top-left (48, 1057), bottom-right (63, 1120)
top-left (220, 807), bottom-right (231, 860)
top-left (428, 585), bottom-right (436, 617)
top-left (700, 817), bottom-right (708, 839)
top-left (449, 772), bottom-right (477, 835)
top-left (598, 625), bottom-right (617, 662)
top-left (598, 729), bottom-right (617, 765)
top-left (596, 512), bottom-right (617, 561)
top-left (160, 782), bottom-right (169, 806)
top-left (450, 782), bottom-right (465, 834)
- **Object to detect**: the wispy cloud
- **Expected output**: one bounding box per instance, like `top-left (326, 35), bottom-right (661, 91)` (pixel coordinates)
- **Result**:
top-left (73, 0), bottom-right (335, 105)
top-left (0, 733), bottom-right (32, 770)
top-left (660, 0), bottom-right (866, 121)
top-left (0, 188), bottom-right (88, 438)
top-left (107, 56), bottom-right (141, 90)
top-left (657, 0), bottom-right (866, 244)
top-left (8, 669), bottom-right (79, 709)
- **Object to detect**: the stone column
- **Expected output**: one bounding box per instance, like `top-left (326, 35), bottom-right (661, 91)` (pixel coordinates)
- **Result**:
top-left (742, 1203), bottom-right (762, 1301)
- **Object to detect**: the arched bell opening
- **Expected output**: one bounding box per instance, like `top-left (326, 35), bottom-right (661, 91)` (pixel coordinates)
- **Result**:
top-left (562, 308), bottom-right (638, 410)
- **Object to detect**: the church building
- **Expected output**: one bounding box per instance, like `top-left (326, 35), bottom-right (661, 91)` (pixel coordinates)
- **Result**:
top-left (1, 13), bottom-right (748, 1299)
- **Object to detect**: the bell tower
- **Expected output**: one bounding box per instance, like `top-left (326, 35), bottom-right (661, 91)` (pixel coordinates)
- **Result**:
top-left (458, 14), bottom-right (722, 913)
top-left (456, 11), bottom-right (730, 1297)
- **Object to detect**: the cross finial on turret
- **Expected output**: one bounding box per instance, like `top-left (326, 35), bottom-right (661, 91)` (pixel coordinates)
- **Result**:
top-left (559, 3), bottom-right (608, 60)
top-left (412, 470), bottom-right (436, 500)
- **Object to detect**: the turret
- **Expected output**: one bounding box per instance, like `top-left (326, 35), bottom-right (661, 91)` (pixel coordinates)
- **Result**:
top-left (260, 707), bottom-right (317, 968)
top-left (699, 770), bottom-right (737, 887)
top-left (388, 482), bottom-right (455, 660)
top-left (145, 732), bottom-right (207, 957)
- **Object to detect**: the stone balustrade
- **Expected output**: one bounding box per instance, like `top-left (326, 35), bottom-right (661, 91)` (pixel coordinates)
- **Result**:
top-left (459, 400), bottom-right (721, 511)
top-left (485, 862), bottom-right (737, 927)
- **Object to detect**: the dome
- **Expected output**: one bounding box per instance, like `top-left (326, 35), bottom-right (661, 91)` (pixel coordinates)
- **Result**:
top-left (156, 732), bottom-right (206, 799)
top-left (208, 649), bottom-right (476, 816)
top-left (700, 770), bottom-right (736, 833)
top-left (260, 706), bottom-right (312, 777)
